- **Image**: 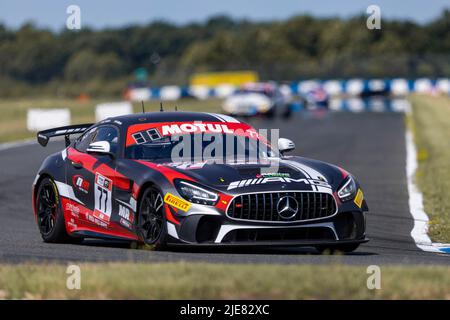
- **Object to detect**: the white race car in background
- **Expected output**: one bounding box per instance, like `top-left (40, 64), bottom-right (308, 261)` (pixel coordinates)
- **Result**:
top-left (304, 87), bottom-right (329, 109)
top-left (222, 82), bottom-right (292, 117)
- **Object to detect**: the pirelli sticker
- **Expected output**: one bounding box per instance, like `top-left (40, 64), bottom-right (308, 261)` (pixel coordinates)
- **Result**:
top-left (164, 193), bottom-right (191, 212)
top-left (354, 189), bottom-right (364, 208)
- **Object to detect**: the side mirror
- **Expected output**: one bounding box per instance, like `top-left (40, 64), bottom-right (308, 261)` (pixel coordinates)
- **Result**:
top-left (278, 138), bottom-right (295, 155)
top-left (87, 141), bottom-right (115, 159)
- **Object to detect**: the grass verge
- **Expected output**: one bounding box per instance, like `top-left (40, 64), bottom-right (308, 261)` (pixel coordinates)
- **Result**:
top-left (0, 97), bottom-right (222, 143)
top-left (0, 262), bottom-right (449, 299)
top-left (408, 94), bottom-right (450, 243)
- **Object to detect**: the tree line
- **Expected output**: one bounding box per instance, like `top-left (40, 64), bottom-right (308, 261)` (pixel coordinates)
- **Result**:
top-left (0, 11), bottom-right (448, 97)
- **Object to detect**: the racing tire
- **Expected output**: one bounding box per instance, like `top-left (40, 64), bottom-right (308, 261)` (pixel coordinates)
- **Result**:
top-left (282, 108), bottom-right (292, 119)
top-left (265, 108), bottom-right (276, 118)
top-left (315, 243), bottom-right (360, 254)
top-left (35, 177), bottom-right (81, 243)
top-left (137, 186), bottom-right (168, 250)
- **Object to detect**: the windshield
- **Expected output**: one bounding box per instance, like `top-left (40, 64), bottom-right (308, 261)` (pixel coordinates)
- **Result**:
top-left (125, 122), bottom-right (278, 163)
top-left (236, 89), bottom-right (273, 97)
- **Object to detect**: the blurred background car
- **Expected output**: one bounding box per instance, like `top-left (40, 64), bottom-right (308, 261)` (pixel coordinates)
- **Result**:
top-left (304, 87), bottom-right (329, 109)
top-left (222, 82), bottom-right (296, 117)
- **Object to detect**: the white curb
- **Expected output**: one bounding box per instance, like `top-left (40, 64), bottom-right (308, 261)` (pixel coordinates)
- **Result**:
top-left (406, 130), bottom-right (450, 254)
top-left (0, 139), bottom-right (35, 152)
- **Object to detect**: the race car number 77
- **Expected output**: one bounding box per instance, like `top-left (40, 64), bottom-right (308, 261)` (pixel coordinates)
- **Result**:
top-left (94, 173), bottom-right (112, 221)
top-left (96, 185), bottom-right (109, 212)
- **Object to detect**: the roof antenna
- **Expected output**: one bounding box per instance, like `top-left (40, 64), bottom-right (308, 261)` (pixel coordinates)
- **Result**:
top-left (160, 101), bottom-right (164, 112)
top-left (141, 101), bottom-right (145, 114)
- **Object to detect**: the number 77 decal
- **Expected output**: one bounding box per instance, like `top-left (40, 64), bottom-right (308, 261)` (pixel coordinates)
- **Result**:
top-left (94, 173), bottom-right (113, 222)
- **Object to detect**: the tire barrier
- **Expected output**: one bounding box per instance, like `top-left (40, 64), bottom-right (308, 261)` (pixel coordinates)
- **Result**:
top-left (126, 78), bottom-right (450, 101)
top-left (328, 97), bottom-right (411, 113)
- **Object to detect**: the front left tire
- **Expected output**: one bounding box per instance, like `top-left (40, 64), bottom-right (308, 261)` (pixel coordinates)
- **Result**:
top-left (137, 186), bottom-right (168, 249)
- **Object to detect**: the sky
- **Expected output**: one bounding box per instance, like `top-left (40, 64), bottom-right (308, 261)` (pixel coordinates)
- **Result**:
top-left (0, 0), bottom-right (448, 30)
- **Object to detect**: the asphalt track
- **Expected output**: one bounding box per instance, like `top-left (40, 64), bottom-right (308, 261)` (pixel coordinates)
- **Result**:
top-left (0, 110), bottom-right (449, 265)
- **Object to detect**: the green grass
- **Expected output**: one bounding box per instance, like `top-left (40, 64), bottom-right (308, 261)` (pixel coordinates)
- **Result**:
top-left (0, 97), bottom-right (222, 143)
top-left (0, 262), bottom-right (449, 299)
top-left (409, 94), bottom-right (450, 243)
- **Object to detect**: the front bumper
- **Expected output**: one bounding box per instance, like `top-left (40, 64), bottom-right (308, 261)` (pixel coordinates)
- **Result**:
top-left (167, 210), bottom-right (367, 247)
top-left (170, 238), bottom-right (369, 248)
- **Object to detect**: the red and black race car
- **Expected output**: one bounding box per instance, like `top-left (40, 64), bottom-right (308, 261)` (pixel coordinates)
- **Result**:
top-left (32, 112), bottom-right (368, 252)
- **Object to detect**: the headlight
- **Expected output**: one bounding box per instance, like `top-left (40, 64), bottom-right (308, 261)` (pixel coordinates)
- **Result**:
top-left (337, 176), bottom-right (357, 201)
top-left (258, 103), bottom-right (270, 112)
top-left (176, 180), bottom-right (218, 205)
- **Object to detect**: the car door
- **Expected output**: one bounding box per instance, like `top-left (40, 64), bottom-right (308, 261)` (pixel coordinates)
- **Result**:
top-left (67, 125), bottom-right (120, 229)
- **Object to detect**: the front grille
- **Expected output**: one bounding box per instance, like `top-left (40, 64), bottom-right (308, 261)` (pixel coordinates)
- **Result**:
top-left (226, 192), bottom-right (336, 222)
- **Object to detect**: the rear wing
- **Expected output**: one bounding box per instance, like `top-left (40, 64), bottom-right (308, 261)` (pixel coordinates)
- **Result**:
top-left (37, 123), bottom-right (94, 147)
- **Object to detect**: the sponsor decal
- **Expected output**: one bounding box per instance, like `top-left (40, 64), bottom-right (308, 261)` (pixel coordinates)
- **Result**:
top-left (256, 172), bottom-right (290, 178)
top-left (126, 122), bottom-right (265, 146)
top-left (119, 218), bottom-right (132, 229)
top-left (72, 175), bottom-right (90, 194)
top-left (63, 198), bottom-right (108, 229)
top-left (227, 177), bottom-right (332, 190)
top-left (118, 204), bottom-right (134, 223)
top-left (65, 202), bottom-right (80, 218)
top-left (354, 189), bottom-right (364, 208)
top-left (96, 174), bottom-right (112, 191)
top-left (93, 217), bottom-right (108, 228)
top-left (67, 219), bottom-right (77, 229)
top-left (163, 162), bottom-right (207, 170)
top-left (164, 193), bottom-right (191, 212)
top-left (85, 211), bottom-right (108, 228)
top-left (129, 198), bottom-right (137, 212)
top-left (161, 123), bottom-right (233, 135)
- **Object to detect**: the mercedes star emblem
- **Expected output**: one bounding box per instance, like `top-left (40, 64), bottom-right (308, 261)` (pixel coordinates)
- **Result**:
top-left (276, 196), bottom-right (299, 219)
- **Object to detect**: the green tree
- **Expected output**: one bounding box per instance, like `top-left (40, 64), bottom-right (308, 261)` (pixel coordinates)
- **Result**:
top-left (64, 50), bottom-right (124, 81)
